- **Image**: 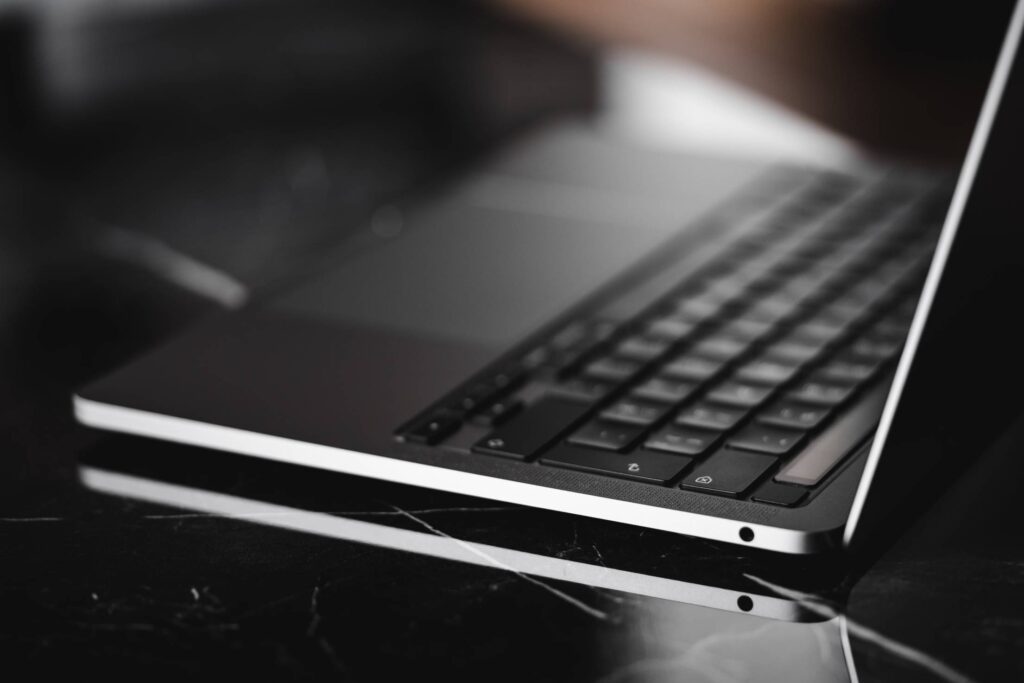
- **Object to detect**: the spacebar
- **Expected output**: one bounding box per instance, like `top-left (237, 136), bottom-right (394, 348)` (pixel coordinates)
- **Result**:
top-left (774, 382), bottom-right (889, 486)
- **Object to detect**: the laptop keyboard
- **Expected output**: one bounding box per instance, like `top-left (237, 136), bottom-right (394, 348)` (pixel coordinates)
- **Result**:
top-left (397, 168), bottom-right (944, 507)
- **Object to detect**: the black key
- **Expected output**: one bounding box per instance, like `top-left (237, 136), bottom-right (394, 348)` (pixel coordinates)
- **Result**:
top-left (470, 399), bottom-right (524, 427)
top-left (791, 319), bottom-right (848, 345)
top-left (775, 381), bottom-right (889, 485)
top-left (404, 411), bottom-right (461, 445)
top-left (729, 424), bottom-right (805, 455)
top-left (549, 377), bottom-right (615, 403)
top-left (541, 445), bottom-right (692, 485)
top-left (680, 449), bottom-right (777, 497)
top-left (615, 337), bottom-right (670, 362)
top-left (719, 319), bottom-right (774, 342)
top-left (693, 335), bottom-right (752, 361)
top-left (583, 357), bottom-right (643, 383)
top-left (601, 398), bottom-right (671, 426)
top-left (676, 403), bottom-right (747, 431)
top-left (492, 366), bottom-right (527, 391)
top-left (768, 336), bottom-right (829, 363)
top-left (631, 377), bottom-right (697, 404)
top-left (757, 400), bottom-right (831, 429)
top-left (707, 381), bottom-right (774, 408)
top-left (550, 322), bottom-right (617, 376)
top-left (870, 317), bottom-right (910, 341)
top-left (787, 380), bottom-right (854, 406)
top-left (675, 296), bottom-right (722, 322)
top-left (734, 360), bottom-right (799, 386)
top-left (646, 317), bottom-right (696, 342)
top-left (824, 294), bottom-right (875, 322)
top-left (550, 321), bottom-right (589, 350)
top-left (522, 345), bottom-right (553, 370)
top-left (849, 337), bottom-right (901, 360)
top-left (645, 426), bottom-right (721, 456)
top-left (752, 481), bottom-right (808, 507)
top-left (568, 420), bottom-right (645, 452)
top-left (744, 300), bottom-right (796, 325)
top-left (454, 383), bottom-right (499, 413)
top-left (817, 357), bottom-right (880, 385)
top-left (663, 355), bottom-right (724, 382)
top-left (473, 397), bottom-right (590, 459)
top-left (747, 295), bottom-right (801, 321)
top-left (703, 275), bottom-right (752, 301)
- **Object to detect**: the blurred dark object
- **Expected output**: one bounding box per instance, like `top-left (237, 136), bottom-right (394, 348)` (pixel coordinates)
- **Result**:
top-left (0, 0), bottom-right (596, 287)
top-left (4, 0), bottom-right (596, 147)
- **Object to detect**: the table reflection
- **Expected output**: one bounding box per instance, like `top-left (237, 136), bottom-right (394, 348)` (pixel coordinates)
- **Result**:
top-left (79, 441), bottom-right (856, 683)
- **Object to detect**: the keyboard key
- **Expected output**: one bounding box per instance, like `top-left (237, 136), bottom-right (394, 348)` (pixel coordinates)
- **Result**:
top-left (601, 398), bottom-right (672, 426)
top-left (470, 399), bottom-right (523, 427)
top-left (645, 317), bottom-right (697, 342)
top-left (719, 319), bottom-right (774, 342)
top-left (615, 337), bottom-right (671, 362)
top-left (662, 355), bottom-right (725, 382)
top-left (770, 333), bottom-right (829, 359)
top-left (693, 335), bottom-right (752, 361)
top-left (454, 383), bottom-right (499, 413)
top-left (675, 296), bottom-right (723, 322)
top-left (583, 357), bottom-right (643, 382)
top-left (550, 322), bottom-right (617, 376)
top-left (757, 400), bottom-right (831, 429)
top-left (473, 397), bottom-right (590, 459)
top-left (787, 380), bottom-right (854, 406)
top-left (734, 360), bottom-right (799, 386)
top-left (744, 300), bottom-right (796, 325)
top-left (817, 357), bottom-right (881, 385)
top-left (752, 481), bottom-right (808, 507)
top-left (631, 377), bottom-right (697, 404)
top-left (775, 381), bottom-right (888, 485)
top-left (850, 337), bottom-right (902, 360)
top-left (871, 317), bottom-right (911, 341)
top-left (551, 321), bottom-right (589, 350)
top-left (645, 426), bottom-right (721, 456)
top-left (404, 411), bottom-right (461, 445)
top-left (790, 319), bottom-right (847, 345)
top-left (568, 420), bottom-right (645, 452)
top-left (680, 449), bottom-right (777, 497)
top-left (824, 295), bottom-right (875, 321)
top-left (492, 366), bottom-right (527, 392)
top-left (675, 403), bottom-right (747, 431)
top-left (549, 377), bottom-right (615, 403)
top-left (541, 446), bottom-right (692, 485)
top-left (729, 424), bottom-right (806, 455)
top-left (707, 381), bottom-right (774, 408)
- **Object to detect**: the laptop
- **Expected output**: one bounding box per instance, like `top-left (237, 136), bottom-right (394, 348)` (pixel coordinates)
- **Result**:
top-left (73, 2), bottom-right (1024, 554)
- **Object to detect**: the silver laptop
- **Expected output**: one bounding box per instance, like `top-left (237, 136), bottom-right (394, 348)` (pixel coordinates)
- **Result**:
top-left (73, 2), bottom-right (1024, 554)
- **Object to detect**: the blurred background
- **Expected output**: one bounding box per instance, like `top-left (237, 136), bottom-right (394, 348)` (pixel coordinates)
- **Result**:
top-left (0, 0), bottom-right (1012, 297)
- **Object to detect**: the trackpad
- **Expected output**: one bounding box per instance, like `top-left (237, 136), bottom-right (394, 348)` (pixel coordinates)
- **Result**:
top-left (274, 202), bottom-right (679, 349)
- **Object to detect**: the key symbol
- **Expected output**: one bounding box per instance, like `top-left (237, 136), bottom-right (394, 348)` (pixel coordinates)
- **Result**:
top-left (487, 438), bottom-right (504, 448)
top-left (627, 463), bottom-right (640, 472)
top-left (695, 475), bottom-right (713, 484)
